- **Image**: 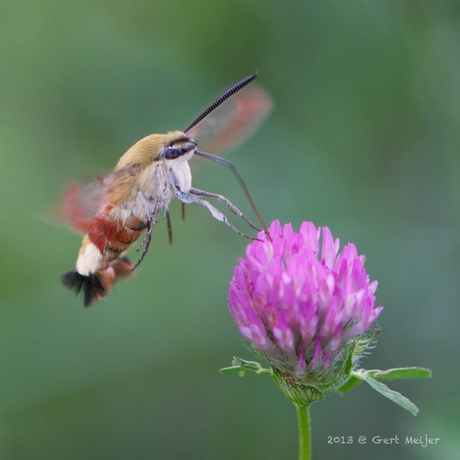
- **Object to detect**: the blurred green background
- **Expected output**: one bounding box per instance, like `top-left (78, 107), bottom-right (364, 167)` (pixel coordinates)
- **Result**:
top-left (1, 0), bottom-right (459, 458)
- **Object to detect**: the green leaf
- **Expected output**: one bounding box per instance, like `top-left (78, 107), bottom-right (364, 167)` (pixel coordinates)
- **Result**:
top-left (219, 357), bottom-right (272, 376)
top-left (336, 375), bottom-right (363, 394)
top-left (362, 375), bottom-right (419, 416)
top-left (219, 365), bottom-right (246, 375)
top-left (366, 367), bottom-right (432, 381)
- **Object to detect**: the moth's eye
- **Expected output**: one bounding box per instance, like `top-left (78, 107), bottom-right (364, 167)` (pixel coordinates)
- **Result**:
top-left (163, 139), bottom-right (196, 160)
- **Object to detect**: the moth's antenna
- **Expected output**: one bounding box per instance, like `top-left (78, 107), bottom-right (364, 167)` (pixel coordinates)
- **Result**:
top-left (195, 150), bottom-right (270, 239)
top-left (184, 74), bottom-right (258, 133)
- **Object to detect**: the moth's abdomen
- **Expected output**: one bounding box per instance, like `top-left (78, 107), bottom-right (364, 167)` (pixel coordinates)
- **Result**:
top-left (62, 215), bottom-right (148, 306)
top-left (105, 217), bottom-right (147, 255)
top-left (62, 257), bottom-right (133, 307)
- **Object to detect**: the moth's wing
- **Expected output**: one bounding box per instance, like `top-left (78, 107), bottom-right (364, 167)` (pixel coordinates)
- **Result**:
top-left (186, 85), bottom-right (272, 155)
top-left (59, 165), bottom-right (139, 234)
top-left (59, 175), bottom-right (113, 234)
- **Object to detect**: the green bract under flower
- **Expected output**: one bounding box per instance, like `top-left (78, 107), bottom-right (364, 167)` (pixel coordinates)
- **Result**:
top-left (228, 220), bottom-right (383, 397)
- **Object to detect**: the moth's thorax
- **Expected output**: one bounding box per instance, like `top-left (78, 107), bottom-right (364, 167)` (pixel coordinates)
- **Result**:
top-left (109, 150), bottom-right (193, 227)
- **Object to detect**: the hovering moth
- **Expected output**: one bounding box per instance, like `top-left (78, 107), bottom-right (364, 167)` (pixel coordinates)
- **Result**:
top-left (60, 74), bottom-right (272, 306)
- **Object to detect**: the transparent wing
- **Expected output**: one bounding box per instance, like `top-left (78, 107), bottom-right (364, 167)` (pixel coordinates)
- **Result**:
top-left (58, 175), bottom-right (113, 234)
top-left (58, 164), bottom-right (140, 234)
top-left (186, 85), bottom-right (272, 155)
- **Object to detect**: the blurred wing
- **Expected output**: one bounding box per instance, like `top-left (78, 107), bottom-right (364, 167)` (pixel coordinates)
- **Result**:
top-left (186, 85), bottom-right (272, 155)
top-left (58, 165), bottom-right (140, 234)
top-left (59, 175), bottom-right (113, 234)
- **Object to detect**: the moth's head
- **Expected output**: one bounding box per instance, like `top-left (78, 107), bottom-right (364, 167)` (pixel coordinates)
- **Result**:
top-left (161, 131), bottom-right (196, 163)
top-left (116, 131), bottom-right (196, 169)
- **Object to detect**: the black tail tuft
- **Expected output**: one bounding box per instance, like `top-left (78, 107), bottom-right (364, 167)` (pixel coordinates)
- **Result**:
top-left (61, 270), bottom-right (108, 307)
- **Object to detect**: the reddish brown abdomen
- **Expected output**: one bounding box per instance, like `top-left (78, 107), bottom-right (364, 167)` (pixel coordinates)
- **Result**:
top-left (90, 215), bottom-right (147, 270)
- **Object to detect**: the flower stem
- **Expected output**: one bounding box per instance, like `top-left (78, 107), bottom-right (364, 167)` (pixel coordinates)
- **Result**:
top-left (295, 403), bottom-right (311, 460)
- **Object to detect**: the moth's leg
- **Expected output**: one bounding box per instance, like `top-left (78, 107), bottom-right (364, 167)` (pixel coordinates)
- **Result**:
top-left (175, 190), bottom-right (257, 240)
top-left (132, 221), bottom-right (153, 270)
top-left (132, 203), bottom-right (161, 270)
top-left (165, 210), bottom-right (173, 245)
top-left (188, 187), bottom-right (261, 232)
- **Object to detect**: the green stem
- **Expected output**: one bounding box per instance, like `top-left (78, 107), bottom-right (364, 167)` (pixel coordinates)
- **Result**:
top-left (295, 403), bottom-right (311, 460)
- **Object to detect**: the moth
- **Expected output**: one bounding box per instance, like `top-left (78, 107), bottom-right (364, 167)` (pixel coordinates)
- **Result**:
top-left (60, 74), bottom-right (272, 306)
